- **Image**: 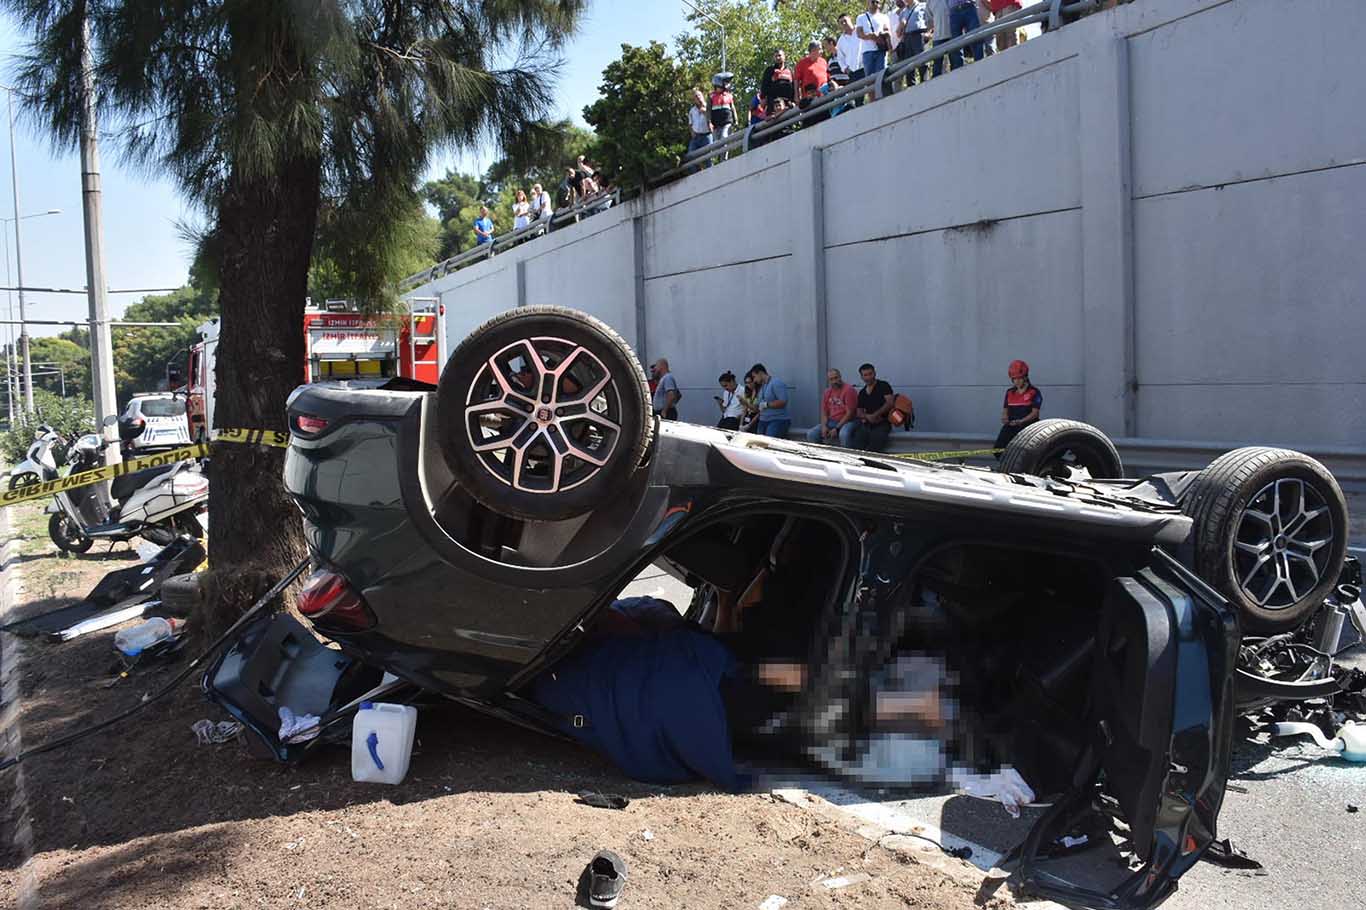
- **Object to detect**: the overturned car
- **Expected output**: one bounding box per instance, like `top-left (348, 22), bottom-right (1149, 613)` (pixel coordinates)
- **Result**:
top-left (207, 307), bottom-right (1350, 910)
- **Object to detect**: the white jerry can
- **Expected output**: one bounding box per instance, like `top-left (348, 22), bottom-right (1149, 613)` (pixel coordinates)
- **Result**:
top-left (351, 702), bottom-right (418, 784)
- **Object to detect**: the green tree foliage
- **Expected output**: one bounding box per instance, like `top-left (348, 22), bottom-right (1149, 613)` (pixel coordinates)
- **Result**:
top-left (5, 336), bottom-right (92, 400)
top-left (423, 169), bottom-right (486, 261)
top-left (482, 119), bottom-right (597, 199)
top-left (421, 119), bottom-right (597, 264)
top-left (309, 195), bottom-right (441, 303)
top-left (110, 285), bottom-right (219, 407)
top-left (675, 0), bottom-right (850, 123)
top-left (1, 389), bottom-right (95, 464)
top-left (583, 42), bottom-right (705, 188)
top-left (5, 0), bottom-right (587, 589)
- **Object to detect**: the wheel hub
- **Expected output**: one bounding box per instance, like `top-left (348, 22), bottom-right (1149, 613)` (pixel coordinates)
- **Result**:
top-left (463, 336), bottom-right (623, 495)
top-left (1232, 477), bottom-right (1335, 609)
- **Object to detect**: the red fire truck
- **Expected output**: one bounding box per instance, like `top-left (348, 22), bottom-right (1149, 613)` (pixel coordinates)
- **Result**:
top-left (302, 298), bottom-right (444, 384)
top-left (183, 297), bottom-right (443, 440)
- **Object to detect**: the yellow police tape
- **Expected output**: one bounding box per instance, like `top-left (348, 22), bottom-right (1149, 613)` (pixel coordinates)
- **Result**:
top-left (0, 428), bottom-right (291, 510)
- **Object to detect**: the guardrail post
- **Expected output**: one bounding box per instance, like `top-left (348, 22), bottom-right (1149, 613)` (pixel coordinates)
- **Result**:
top-left (1079, 34), bottom-right (1136, 437)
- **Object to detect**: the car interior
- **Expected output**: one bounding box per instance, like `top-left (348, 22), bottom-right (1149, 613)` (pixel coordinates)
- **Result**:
top-left (654, 518), bottom-right (1117, 803)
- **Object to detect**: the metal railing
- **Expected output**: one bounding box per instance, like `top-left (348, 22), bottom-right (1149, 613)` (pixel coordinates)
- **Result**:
top-left (657, 0), bottom-right (1098, 180)
top-left (398, 188), bottom-right (622, 292)
top-left (401, 0), bottom-right (1108, 290)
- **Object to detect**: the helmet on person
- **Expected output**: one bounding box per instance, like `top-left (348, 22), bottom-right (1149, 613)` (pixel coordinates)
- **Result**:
top-left (1008, 359), bottom-right (1029, 379)
top-left (712, 71), bottom-right (733, 88)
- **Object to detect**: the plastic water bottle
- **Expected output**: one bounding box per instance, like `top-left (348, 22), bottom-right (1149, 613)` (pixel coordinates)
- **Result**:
top-left (113, 617), bottom-right (183, 657)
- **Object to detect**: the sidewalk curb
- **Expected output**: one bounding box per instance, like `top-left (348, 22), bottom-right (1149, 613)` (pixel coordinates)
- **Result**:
top-left (768, 786), bottom-right (1063, 909)
top-left (1, 506), bottom-right (40, 909)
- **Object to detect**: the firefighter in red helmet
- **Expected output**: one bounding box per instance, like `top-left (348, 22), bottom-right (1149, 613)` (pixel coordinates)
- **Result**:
top-left (994, 359), bottom-right (1042, 456)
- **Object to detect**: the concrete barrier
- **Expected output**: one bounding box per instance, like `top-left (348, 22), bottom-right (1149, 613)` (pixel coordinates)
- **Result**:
top-left (408, 0), bottom-right (1366, 455)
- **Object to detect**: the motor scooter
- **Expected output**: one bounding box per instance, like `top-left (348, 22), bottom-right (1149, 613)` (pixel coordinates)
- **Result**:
top-left (46, 422), bottom-right (207, 554)
top-left (8, 424), bottom-right (69, 490)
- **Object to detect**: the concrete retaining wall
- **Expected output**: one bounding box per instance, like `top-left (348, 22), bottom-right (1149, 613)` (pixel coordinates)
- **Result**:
top-left (410, 0), bottom-right (1366, 450)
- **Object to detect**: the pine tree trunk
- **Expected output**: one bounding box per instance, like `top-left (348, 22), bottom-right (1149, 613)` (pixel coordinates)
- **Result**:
top-left (203, 154), bottom-right (321, 621)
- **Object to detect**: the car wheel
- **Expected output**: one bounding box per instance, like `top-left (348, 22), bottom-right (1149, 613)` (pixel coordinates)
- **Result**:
top-left (160, 572), bottom-right (203, 617)
top-left (49, 513), bottom-right (93, 554)
top-left (436, 306), bottom-right (653, 522)
top-left (1182, 447), bottom-right (1347, 634)
top-left (998, 419), bottom-right (1124, 480)
top-left (9, 471), bottom-right (40, 491)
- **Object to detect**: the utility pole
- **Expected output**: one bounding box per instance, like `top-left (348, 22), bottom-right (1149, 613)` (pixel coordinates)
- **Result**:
top-left (79, 17), bottom-right (118, 458)
top-left (5, 88), bottom-right (33, 412)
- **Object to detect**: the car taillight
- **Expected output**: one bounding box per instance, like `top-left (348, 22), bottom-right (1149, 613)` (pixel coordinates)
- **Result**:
top-left (295, 413), bottom-right (329, 435)
top-left (297, 569), bottom-right (376, 632)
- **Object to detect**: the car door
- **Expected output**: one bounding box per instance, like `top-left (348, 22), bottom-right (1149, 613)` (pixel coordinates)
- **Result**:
top-left (1018, 550), bottom-right (1238, 909)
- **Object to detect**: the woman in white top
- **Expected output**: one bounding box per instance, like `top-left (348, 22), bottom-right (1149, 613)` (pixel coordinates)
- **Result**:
top-left (715, 371), bottom-right (746, 430)
top-left (512, 189), bottom-right (531, 230)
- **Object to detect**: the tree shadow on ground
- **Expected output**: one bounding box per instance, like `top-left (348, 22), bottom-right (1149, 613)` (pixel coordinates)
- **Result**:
top-left (4, 617), bottom-right (713, 871)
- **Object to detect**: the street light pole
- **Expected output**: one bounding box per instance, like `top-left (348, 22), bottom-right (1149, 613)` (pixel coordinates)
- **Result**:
top-left (682, 0), bottom-right (727, 73)
top-left (4, 87), bottom-right (34, 412)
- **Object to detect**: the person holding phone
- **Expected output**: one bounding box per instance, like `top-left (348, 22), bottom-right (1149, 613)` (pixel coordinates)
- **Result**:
top-left (715, 372), bottom-right (745, 430)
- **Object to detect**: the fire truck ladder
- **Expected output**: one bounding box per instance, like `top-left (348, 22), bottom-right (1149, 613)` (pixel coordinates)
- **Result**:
top-left (407, 296), bottom-right (444, 379)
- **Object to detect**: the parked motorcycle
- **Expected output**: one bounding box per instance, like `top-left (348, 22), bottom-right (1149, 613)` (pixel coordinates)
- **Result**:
top-left (46, 425), bottom-right (207, 554)
top-left (8, 424), bottom-right (69, 490)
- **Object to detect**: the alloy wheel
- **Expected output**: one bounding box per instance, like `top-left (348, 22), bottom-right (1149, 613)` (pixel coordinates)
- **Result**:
top-left (1232, 477), bottom-right (1335, 609)
top-left (463, 336), bottom-right (622, 495)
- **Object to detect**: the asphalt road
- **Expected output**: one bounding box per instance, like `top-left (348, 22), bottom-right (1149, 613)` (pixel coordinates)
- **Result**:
top-left (622, 563), bottom-right (1366, 910)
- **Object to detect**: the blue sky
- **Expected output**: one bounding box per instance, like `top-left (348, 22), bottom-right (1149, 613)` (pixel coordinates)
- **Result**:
top-left (0, 1), bottom-right (691, 338)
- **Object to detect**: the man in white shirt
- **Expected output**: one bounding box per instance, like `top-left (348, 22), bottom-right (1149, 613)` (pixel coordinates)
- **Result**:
top-left (855, 0), bottom-right (893, 102)
top-left (835, 14), bottom-right (864, 105)
top-left (686, 88), bottom-right (712, 173)
top-left (529, 183), bottom-right (553, 225)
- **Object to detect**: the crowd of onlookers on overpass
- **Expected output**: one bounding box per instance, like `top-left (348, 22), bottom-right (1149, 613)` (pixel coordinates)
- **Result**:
top-left (447, 1), bottom-right (1128, 274)
top-left (471, 156), bottom-right (617, 249)
top-left (689, 0), bottom-right (1069, 164)
top-left (647, 356), bottom-right (1044, 456)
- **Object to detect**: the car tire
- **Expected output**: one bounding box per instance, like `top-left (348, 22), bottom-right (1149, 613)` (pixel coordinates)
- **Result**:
top-left (998, 418), bottom-right (1124, 480)
top-left (436, 306), bottom-right (652, 522)
top-left (160, 572), bottom-right (203, 617)
top-left (9, 471), bottom-right (39, 491)
top-left (1182, 447), bottom-right (1347, 634)
top-left (49, 512), bottom-right (93, 554)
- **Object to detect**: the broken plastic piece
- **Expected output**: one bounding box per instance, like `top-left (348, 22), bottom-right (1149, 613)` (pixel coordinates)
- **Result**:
top-left (576, 791), bottom-right (630, 810)
top-left (277, 706), bottom-right (322, 744)
top-left (191, 719), bottom-right (242, 745)
top-left (1271, 721), bottom-right (1366, 762)
top-left (949, 767), bottom-right (1037, 818)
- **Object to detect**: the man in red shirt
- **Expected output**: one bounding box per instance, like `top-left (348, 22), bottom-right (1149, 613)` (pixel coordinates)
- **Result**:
top-left (793, 41), bottom-right (829, 110)
top-left (806, 368), bottom-right (859, 447)
top-left (985, 1), bottom-right (1022, 52)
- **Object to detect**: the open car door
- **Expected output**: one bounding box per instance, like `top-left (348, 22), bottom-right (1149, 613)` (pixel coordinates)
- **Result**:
top-left (1017, 550), bottom-right (1238, 909)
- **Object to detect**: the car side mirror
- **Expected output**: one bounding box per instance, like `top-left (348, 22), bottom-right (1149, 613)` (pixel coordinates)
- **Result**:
top-left (166, 366), bottom-right (184, 388)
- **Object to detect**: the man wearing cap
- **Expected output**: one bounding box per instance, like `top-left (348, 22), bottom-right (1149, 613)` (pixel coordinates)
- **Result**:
top-left (994, 359), bottom-right (1042, 454)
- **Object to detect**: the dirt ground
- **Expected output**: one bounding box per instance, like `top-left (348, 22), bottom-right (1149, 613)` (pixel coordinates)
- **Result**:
top-left (0, 502), bottom-right (993, 910)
